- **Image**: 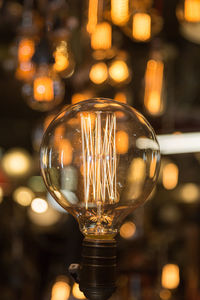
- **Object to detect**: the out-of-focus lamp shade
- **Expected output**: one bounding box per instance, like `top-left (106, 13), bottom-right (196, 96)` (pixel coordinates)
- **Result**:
top-left (87, 0), bottom-right (98, 33)
top-left (89, 62), bottom-right (108, 84)
top-left (13, 186), bottom-right (34, 206)
top-left (162, 163), bottom-right (179, 190)
top-left (1, 148), bottom-right (32, 178)
top-left (51, 278), bottom-right (70, 300)
top-left (18, 38), bottom-right (35, 63)
top-left (91, 22), bottom-right (112, 50)
top-left (120, 221), bottom-right (136, 239)
top-left (72, 283), bottom-right (86, 299)
top-left (144, 59), bottom-right (164, 116)
top-left (109, 60), bottom-right (130, 84)
top-left (162, 264), bottom-right (180, 289)
top-left (111, 0), bottom-right (129, 26)
top-left (132, 13), bottom-right (151, 41)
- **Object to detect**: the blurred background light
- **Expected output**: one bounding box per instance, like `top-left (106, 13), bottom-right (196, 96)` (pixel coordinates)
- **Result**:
top-left (13, 186), bottom-right (34, 206)
top-left (89, 62), bottom-right (108, 84)
top-left (1, 148), bottom-right (32, 178)
top-left (31, 197), bottom-right (48, 214)
top-left (179, 183), bottom-right (199, 203)
top-left (162, 163), bottom-right (179, 190)
top-left (91, 22), bottom-right (112, 50)
top-left (159, 289), bottom-right (172, 300)
top-left (28, 176), bottom-right (46, 193)
top-left (132, 13), bottom-right (151, 41)
top-left (51, 277), bottom-right (70, 300)
top-left (120, 221), bottom-right (136, 239)
top-left (28, 202), bottom-right (61, 227)
top-left (109, 60), bottom-right (130, 83)
top-left (0, 186), bottom-right (3, 203)
top-left (111, 0), bottom-right (129, 26)
top-left (161, 264), bottom-right (180, 290)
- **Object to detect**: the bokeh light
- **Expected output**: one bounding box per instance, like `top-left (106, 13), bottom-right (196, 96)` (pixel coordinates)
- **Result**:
top-left (13, 186), bottom-right (34, 206)
top-left (31, 197), bottom-right (48, 214)
top-left (120, 221), bottom-right (136, 239)
top-left (162, 264), bottom-right (180, 289)
top-left (72, 283), bottom-right (86, 299)
top-left (89, 62), bottom-right (108, 84)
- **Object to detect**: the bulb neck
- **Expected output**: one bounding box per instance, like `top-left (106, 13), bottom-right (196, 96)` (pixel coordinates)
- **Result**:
top-left (79, 238), bottom-right (117, 300)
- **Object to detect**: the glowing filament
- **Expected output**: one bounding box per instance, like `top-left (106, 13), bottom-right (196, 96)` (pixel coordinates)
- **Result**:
top-left (89, 62), bottom-right (108, 84)
top-left (91, 22), bottom-right (112, 50)
top-left (132, 13), bottom-right (151, 41)
top-left (87, 0), bottom-right (98, 33)
top-left (144, 59), bottom-right (164, 115)
top-left (53, 41), bottom-right (69, 72)
top-left (109, 60), bottom-right (129, 83)
top-left (34, 76), bottom-right (54, 102)
top-left (111, 0), bottom-right (129, 25)
top-left (81, 113), bottom-right (117, 207)
top-left (162, 264), bottom-right (180, 289)
top-left (184, 0), bottom-right (200, 22)
top-left (18, 38), bottom-right (35, 62)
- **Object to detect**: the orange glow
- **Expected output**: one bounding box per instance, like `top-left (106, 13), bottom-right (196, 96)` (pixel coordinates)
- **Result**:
top-left (15, 61), bottom-right (35, 81)
top-left (33, 76), bottom-right (54, 102)
top-left (109, 60), bottom-right (129, 83)
top-left (89, 62), bottom-right (108, 84)
top-left (114, 92), bottom-right (127, 103)
top-left (162, 163), bottom-right (179, 190)
top-left (18, 38), bottom-right (35, 62)
top-left (54, 126), bottom-right (66, 148)
top-left (72, 283), bottom-right (85, 299)
top-left (59, 139), bottom-right (73, 166)
top-left (111, 0), bottom-right (129, 25)
top-left (44, 114), bottom-right (56, 131)
top-left (51, 280), bottom-right (70, 300)
top-left (144, 59), bottom-right (164, 115)
top-left (71, 92), bottom-right (93, 104)
top-left (116, 130), bottom-right (129, 154)
top-left (53, 41), bottom-right (69, 72)
top-left (162, 264), bottom-right (180, 289)
top-left (91, 22), bottom-right (112, 50)
top-left (184, 0), bottom-right (200, 22)
top-left (87, 0), bottom-right (98, 34)
top-left (132, 13), bottom-right (151, 41)
top-left (120, 221), bottom-right (136, 239)
top-left (160, 289), bottom-right (172, 300)
top-left (149, 155), bottom-right (157, 178)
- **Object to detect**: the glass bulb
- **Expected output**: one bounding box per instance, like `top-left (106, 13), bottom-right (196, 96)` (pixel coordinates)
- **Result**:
top-left (40, 98), bottom-right (160, 239)
top-left (22, 64), bottom-right (64, 111)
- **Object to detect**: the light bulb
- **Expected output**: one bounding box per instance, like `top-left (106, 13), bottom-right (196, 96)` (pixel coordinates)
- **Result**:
top-left (22, 64), bottom-right (64, 111)
top-left (40, 98), bottom-right (160, 239)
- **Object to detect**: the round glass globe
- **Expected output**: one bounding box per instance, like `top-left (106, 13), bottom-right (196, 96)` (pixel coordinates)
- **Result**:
top-left (40, 98), bottom-right (160, 238)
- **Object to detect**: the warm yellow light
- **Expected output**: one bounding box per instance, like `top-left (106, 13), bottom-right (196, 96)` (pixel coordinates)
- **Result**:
top-left (184, 0), bottom-right (200, 22)
top-left (31, 197), bottom-right (48, 214)
top-left (13, 187), bottom-right (34, 206)
top-left (33, 76), bottom-right (54, 102)
top-left (18, 38), bottom-right (35, 62)
top-left (51, 279), bottom-right (70, 300)
top-left (53, 41), bottom-right (69, 72)
top-left (87, 0), bottom-right (98, 34)
top-left (179, 183), bottom-right (199, 203)
top-left (72, 283), bottom-right (85, 299)
top-left (71, 92), bottom-right (93, 104)
top-left (91, 22), bottom-right (112, 50)
top-left (159, 289), bottom-right (172, 300)
top-left (109, 60), bottom-right (129, 83)
top-left (89, 62), bottom-right (108, 84)
top-left (116, 130), bottom-right (129, 154)
top-left (59, 139), bottom-right (73, 166)
top-left (2, 148), bottom-right (32, 177)
top-left (111, 0), bottom-right (129, 25)
top-left (162, 163), bottom-right (179, 190)
top-left (15, 61), bottom-right (35, 81)
top-left (120, 221), bottom-right (136, 239)
top-left (114, 92), bottom-right (127, 103)
top-left (144, 59), bottom-right (164, 115)
top-left (132, 13), bottom-right (151, 41)
top-left (0, 187), bottom-right (3, 203)
top-left (162, 264), bottom-right (180, 289)
top-left (28, 205), bottom-right (60, 226)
